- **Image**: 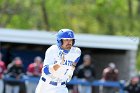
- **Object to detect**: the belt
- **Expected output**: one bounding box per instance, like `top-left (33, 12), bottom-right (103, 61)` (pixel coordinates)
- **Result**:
top-left (41, 77), bottom-right (66, 86)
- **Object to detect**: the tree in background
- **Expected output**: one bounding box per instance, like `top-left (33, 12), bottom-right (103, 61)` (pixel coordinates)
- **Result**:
top-left (0, 0), bottom-right (139, 35)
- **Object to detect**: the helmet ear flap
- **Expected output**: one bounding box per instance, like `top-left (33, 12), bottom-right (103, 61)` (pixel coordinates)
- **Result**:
top-left (60, 39), bottom-right (63, 45)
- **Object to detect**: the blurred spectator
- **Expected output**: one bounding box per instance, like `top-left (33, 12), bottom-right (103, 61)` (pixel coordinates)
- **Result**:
top-left (75, 54), bottom-right (96, 93)
top-left (124, 76), bottom-right (140, 93)
top-left (99, 62), bottom-right (119, 93)
top-left (26, 56), bottom-right (43, 93)
top-left (5, 57), bottom-right (25, 93)
top-left (0, 52), bottom-right (6, 93)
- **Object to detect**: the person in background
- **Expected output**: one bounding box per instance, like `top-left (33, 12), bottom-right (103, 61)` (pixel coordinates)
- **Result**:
top-left (26, 56), bottom-right (43, 93)
top-left (0, 52), bottom-right (6, 93)
top-left (5, 57), bottom-right (25, 93)
top-left (75, 54), bottom-right (96, 93)
top-left (124, 76), bottom-right (140, 93)
top-left (99, 62), bottom-right (119, 93)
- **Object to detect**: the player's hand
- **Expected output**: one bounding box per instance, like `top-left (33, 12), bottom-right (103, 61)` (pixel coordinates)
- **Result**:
top-left (53, 64), bottom-right (61, 71)
top-left (66, 69), bottom-right (74, 82)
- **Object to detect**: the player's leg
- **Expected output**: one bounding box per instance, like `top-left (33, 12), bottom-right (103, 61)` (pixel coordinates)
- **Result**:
top-left (35, 80), bottom-right (44, 93)
top-left (36, 79), bottom-right (68, 93)
top-left (50, 84), bottom-right (68, 93)
top-left (44, 86), bottom-right (68, 93)
top-left (35, 79), bottom-right (51, 93)
top-left (56, 86), bottom-right (68, 93)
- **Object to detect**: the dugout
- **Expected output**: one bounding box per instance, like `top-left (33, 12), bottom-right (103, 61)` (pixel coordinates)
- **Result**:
top-left (0, 28), bottom-right (139, 80)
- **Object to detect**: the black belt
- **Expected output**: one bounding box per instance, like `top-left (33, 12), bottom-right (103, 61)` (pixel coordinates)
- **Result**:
top-left (41, 77), bottom-right (66, 86)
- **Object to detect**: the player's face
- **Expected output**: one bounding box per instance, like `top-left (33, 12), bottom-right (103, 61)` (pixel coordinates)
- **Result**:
top-left (61, 39), bottom-right (73, 50)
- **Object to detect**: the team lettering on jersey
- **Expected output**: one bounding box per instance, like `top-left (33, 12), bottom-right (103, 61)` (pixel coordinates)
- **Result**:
top-left (54, 60), bottom-right (73, 66)
top-left (63, 60), bottom-right (73, 66)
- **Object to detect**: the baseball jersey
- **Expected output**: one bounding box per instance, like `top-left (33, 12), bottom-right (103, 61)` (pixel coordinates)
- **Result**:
top-left (42, 45), bottom-right (81, 82)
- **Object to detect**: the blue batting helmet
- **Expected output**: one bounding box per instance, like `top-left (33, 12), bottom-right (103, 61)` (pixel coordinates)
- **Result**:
top-left (57, 29), bottom-right (75, 47)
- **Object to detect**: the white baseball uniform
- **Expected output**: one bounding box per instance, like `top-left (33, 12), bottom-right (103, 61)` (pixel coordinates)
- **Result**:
top-left (35, 45), bottom-right (81, 93)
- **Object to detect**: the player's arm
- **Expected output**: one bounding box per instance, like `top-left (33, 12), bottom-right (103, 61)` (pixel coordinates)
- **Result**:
top-left (43, 61), bottom-right (63, 77)
top-left (43, 47), bottom-right (58, 75)
top-left (43, 63), bottom-right (61, 76)
top-left (65, 62), bottom-right (77, 82)
top-left (66, 50), bottom-right (81, 82)
top-left (71, 52), bottom-right (81, 69)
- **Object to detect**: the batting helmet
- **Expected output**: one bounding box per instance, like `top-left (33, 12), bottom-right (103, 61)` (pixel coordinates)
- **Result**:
top-left (57, 29), bottom-right (75, 47)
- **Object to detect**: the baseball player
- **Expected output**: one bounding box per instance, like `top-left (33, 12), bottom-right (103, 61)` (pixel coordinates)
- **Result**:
top-left (35, 29), bottom-right (81, 93)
